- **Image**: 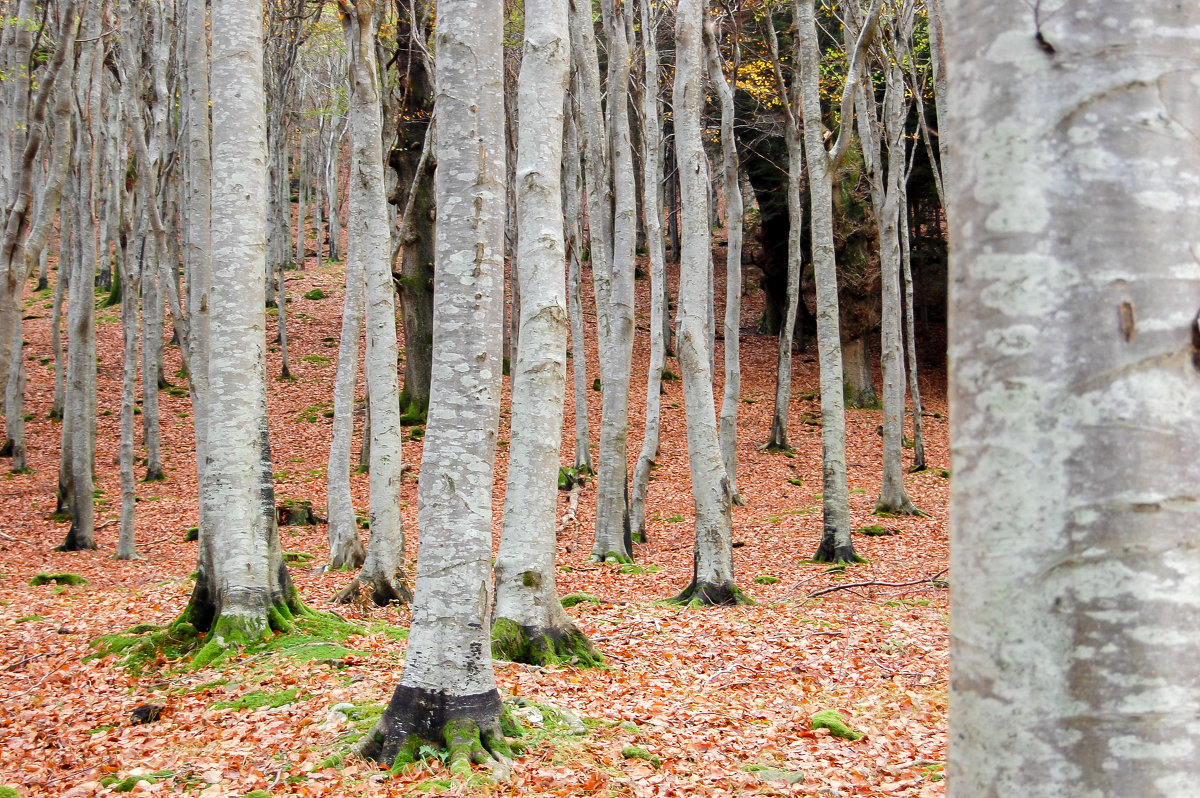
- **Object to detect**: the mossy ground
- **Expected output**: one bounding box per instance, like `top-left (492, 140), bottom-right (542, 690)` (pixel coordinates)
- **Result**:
top-left (29, 572), bottom-right (86, 586)
top-left (212, 687), bottom-right (302, 711)
top-left (811, 709), bottom-right (864, 740)
top-left (90, 605), bottom-right (364, 674)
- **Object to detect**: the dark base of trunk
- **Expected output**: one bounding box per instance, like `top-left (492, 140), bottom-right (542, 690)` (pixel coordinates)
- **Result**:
top-left (36, 277), bottom-right (48, 291)
top-left (873, 497), bottom-right (928, 517)
top-left (280, 364), bottom-right (291, 380)
top-left (56, 524), bottom-right (97, 552)
top-left (333, 570), bottom-right (412, 606)
top-left (143, 467), bottom-right (165, 483)
top-left (0, 438), bottom-right (12, 457)
top-left (630, 530), bottom-right (648, 544)
top-left (354, 685), bottom-right (510, 777)
top-left (491, 618), bottom-right (603, 667)
top-left (670, 580), bottom-right (753, 606)
top-left (276, 499), bottom-right (318, 526)
top-left (812, 537), bottom-right (865, 564)
top-left (325, 537), bottom-right (367, 572)
top-left (763, 415), bottom-right (790, 453)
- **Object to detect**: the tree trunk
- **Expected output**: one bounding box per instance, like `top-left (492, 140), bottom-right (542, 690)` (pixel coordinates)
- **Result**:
top-left (50, 212), bottom-right (68, 421)
top-left (563, 110), bottom-right (592, 474)
top-left (946, 4), bottom-right (1200, 794)
top-left (396, 167), bottom-right (434, 423)
top-left (900, 204), bottom-right (925, 471)
top-left (181, 0), bottom-right (304, 657)
top-left (671, 0), bottom-right (745, 607)
top-left (629, 0), bottom-right (667, 544)
top-left (492, 0), bottom-right (600, 666)
top-left (141, 260), bottom-right (164, 480)
top-left (332, 0), bottom-right (410, 606)
top-left (705, 19), bottom-right (743, 505)
top-left (355, 0), bottom-right (510, 772)
top-left (115, 223), bottom-right (141, 561)
top-left (841, 334), bottom-right (878, 409)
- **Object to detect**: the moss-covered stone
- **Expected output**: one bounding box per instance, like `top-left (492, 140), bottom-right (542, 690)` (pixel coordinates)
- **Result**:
top-left (621, 746), bottom-right (661, 769)
top-left (183, 526), bottom-right (199, 542)
top-left (29, 572), bottom-right (86, 586)
top-left (811, 709), bottom-right (863, 740)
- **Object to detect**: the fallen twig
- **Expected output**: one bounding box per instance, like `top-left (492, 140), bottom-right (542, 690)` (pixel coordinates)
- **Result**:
top-left (807, 568), bottom-right (948, 598)
top-left (556, 482), bottom-right (582, 534)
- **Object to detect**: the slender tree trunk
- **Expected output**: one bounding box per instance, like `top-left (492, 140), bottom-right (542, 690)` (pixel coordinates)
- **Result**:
top-left (629, 0), bottom-right (666, 544)
top-left (333, 0), bottom-right (410, 606)
top-left (900, 203), bottom-right (924, 471)
top-left (563, 110), bottom-right (592, 474)
top-left (50, 212), bottom-right (68, 421)
top-left (355, 0), bottom-right (510, 771)
top-left (705, 18), bottom-right (743, 505)
top-left (141, 260), bottom-right (163, 480)
top-left (947, 4), bottom-right (1200, 794)
top-left (115, 224), bottom-right (141, 561)
top-left (492, 0), bottom-right (600, 666)
top-left (671, 0), bottom-right (745, 606)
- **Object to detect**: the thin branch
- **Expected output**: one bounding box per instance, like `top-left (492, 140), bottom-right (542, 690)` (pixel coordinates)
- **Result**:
top-left (806, 568), bottom-right (948, 598)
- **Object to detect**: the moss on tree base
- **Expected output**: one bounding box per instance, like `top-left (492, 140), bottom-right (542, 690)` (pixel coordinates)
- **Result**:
top-left (588, 551), bottom-right (633, 564)
top-left (55, 524), bottom-right (97, 552)
top-left (490, 617), bottom-right (603, 668)
top-left (353, 686), bottom-right (512, 781)
top-left (811, 539), bottom-right (866, 564)
top-left (668, 580), bottom-right (754, 607)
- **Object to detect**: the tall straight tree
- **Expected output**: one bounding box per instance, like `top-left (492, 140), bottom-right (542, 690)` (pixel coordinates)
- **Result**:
top-left (671, 0), bottom-right (745, 606)
top-left (331, 0), bottom-right (410, 604)
top-left (492, 0), bottom-right (600, 666)
top-left (947, 3), bottom-right (1200, 794)
top-left (795, 0), bottom-right (881, 563)
top-left (354, 0), bottom-right (511, 771)
top-left (182, 0), bottom-right (306, 655)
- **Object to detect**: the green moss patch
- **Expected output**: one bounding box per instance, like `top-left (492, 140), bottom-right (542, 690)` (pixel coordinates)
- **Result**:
top-left (212, 687), bottom-right (301, 711)
top-left (15, 614), bottom-right (46, 623)
top-left (303, 288), bottom-right (328, 300)
top-left (29, 572), bottom-right (86, 586)
top-left (621, 746), bottom-right (661, 769)
top-left (811, 709), bottom-right (863, 741)
top-left (753, 575), bottom-right (779, 585)
top-left (619, 563), bottom-right (659, 575)
top-left (283, 551), bottom-right (316, 564)
top-left (99, 771), bottom-right (174, 792)
top-left (0, 788), bottom-right (19, 798)
top-left (560, 593), bottom-right (601, 608)
top-left (857, 525), bottom-right (899, 537)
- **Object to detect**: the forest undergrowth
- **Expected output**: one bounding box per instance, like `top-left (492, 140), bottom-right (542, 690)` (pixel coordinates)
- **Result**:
top-left (0, 241), bottom-right (948, 796)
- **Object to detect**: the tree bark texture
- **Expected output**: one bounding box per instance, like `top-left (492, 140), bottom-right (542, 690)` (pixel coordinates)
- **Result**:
top-left (947, 3), bottom-right (1200, 795)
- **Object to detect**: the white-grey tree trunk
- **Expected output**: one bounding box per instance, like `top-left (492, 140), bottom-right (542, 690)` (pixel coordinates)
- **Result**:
top-left (671, 0), bottom-right (743, 606)
top-left (562, 110), bottom-right (592, 475)
top-left (492, 0), bottom-right (600, 666)
top-left (629, 0), bottom-right (667, 544)
top-left (357, 0), bottom-right (511, 772)
top-left (900, 204), bottom-right (925, 471)
top-left (947, 4), bottom-right (1200, 795)
top-left (705, 18), bottom-right (743, 505)
top-left (332, 0), bottom-right (409, 605)
top-left (186, 0), bottom-right (303, 652)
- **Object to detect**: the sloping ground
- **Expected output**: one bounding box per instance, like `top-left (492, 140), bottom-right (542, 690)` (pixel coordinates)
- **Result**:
top-left (0, 246), bottom-right (947, 797)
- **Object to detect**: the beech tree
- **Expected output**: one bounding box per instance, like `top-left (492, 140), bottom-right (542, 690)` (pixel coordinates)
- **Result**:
top-left (332, 0), bottom-right (411, 605)
top-left (670, 0), bottom-right (745, 606)
top-left (354, 0), bottom-right (511, 771)
top-left (947, 2), bottom-right (1200, 794)
top-left (492, 0), bottom-right (600, 666)
top-left (182, 0), bottom-right (306, 656)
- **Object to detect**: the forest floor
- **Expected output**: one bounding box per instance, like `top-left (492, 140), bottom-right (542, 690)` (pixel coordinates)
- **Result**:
top-left (0, 238), bottom-right (949, 797)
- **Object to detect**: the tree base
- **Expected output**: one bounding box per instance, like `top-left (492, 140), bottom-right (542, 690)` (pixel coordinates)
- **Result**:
top-left (143, 467), bottom-right (166, 483)
top-left (588, 551), bottom-right (633, 564)
top-left (812, 539), bottom-right (866, 564)
top-left (491, 617), bottom-right (603, 667)
top-left (873, 498), bottom-right (928, 517)
top-left (333, 571), bottom-right (412, 607)
top-left (325, 537), bottom-right (367, 572)
top-left (56, 524), bottom-right (97, 552)
top-left (353, 686), bottom-right (511, 780)
top-left (669, 580), bottom-right (753, 607)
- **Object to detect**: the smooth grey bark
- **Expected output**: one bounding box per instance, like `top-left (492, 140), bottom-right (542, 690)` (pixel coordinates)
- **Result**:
top-left (115, 218), bottom-right (142, 561)
top-left (672, 0), bottom-right (743, 606)
top-left (946, 4), bottom-right (1200, 795)
top-left (705, 18), bottom-right (743, 505)
top-left (900, 206), bottom-right (924, 471)
top-left (796, 0), bottom-right (882, 562)
top-left (141, 260), bottom-right (163, 480)
top-left (325, 202), bottom-right (367, 572)
top-left (563, 110), bottom-right (592, 474)
top-left (333, 0), bottom-right (410, 605)
top-left (761, 12), bottom-right (803, 453)
top-left (59, 1), bottom-right (103, 552)
top-left (183, 0), bottom-right (303, 646)
top-left (356, 0), bottom-right (510, 772)
top-left (492, 0), bottom-right (599, 666)
top-left (629, 0), bottom-right (666, 544)
top-left (841, 335), bottom-right (878, 408)
top-left (50, 211), bottom-right (68, 421)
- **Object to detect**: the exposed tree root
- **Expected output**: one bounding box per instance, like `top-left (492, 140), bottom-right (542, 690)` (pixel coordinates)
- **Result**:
top-left (55, 524), bottom-right (97, 552)
top-left (332, 570), bottom-right (412, 607)
top-left (669, 580), bottom-right (754, 607)
top-left (811, 538), bottom-right (866, 564)
top-left (873, 498), bottom-right (929, 517)
top-left (353, 686), bottom-right (511, 781)
top-left (491, 618), bottom-right (603, 667)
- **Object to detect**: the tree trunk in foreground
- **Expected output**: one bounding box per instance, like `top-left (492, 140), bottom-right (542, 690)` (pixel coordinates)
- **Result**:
top-left (355, 0), bottom-right (510, 775)
top-left (333, 0), bottom-right (410, 606)
top-left (492, 0), bottom-right (599, 666)
top-left (947, 4), bottom-right (1200, 795)
top-left (181, 0), bottom-right (304, 662)
top-left (671, 0), bottom-right (745, 606)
